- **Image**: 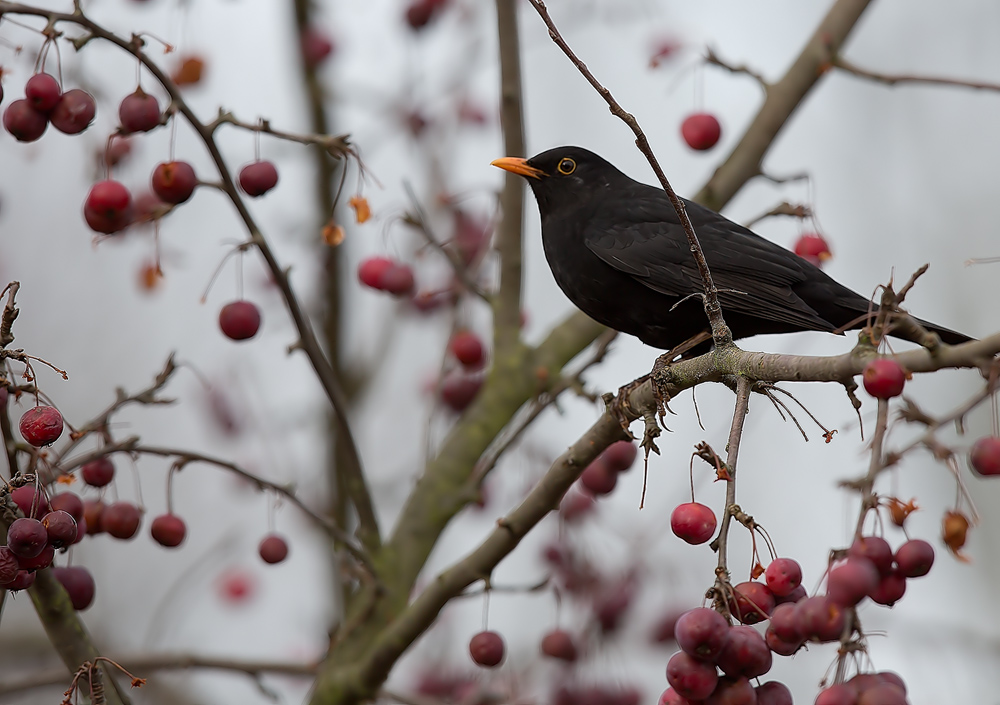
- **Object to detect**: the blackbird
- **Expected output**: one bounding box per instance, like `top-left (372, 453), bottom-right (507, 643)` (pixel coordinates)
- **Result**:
top-left (492, 146), bottom-right (971, 356)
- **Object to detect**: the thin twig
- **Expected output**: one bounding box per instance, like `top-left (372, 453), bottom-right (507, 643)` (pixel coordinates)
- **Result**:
top-left (744, 201), bottom-right (813, 228)
top-left (714, 377), bottom-right (753, 578)
top-left (833, 56), bottom-right (1000, 93)
top-left (705, 47), bottom-right (769, 88)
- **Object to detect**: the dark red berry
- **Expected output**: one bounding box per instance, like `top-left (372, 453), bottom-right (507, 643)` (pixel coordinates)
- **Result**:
top-left (827, 557), bottom-right (880, 607)
top-left (869, 570), bottom-right (907, 606)
top-left (378, 263), bottom-right (415, 296)
top-left (118, 88), bottom-right (161, 132)
top-left (25, 73), bottom-right (61, 113)
top-left (602, 440), bottom-right (638, 473)
top-left (405, 0), bottom-right (436, 29)
top-left (666, 651), bottom-right (718, 701)
top-left (670, 502), bottom-right (717, 545)
top-left (593, 583), bottom-right (634, 632)
top-left (450, 331), bottom-right (485, 368)
top-left (0, 547), bottom-right (18, 584)
top-left (150, 514), bottom-right (187, 547)
top-left (729, 581), bottom-right (774, 624)
top-left (8, 517), bottom-right (48, 558)
top-left (857, 684), bottom-right (905, 705)
top-left (559, 490), bottom-right (596, 523)
top-left (6, 570), bottom-right (36, 591)
top-left (16, 543), bottom-right (54, 571)
top-left (238, 160), bottom-right (279, 197)
top-left (100, 501), bottom-right (142, 540)
top-left (795, 595), bottom-right (845, 642)
top-left (894, 538), bottom-right (934, 577)
top-left (849, 536), bottom-right (894, 575)
top-left (793, 233), bottom-right (832, 267)
top-left (258, 533), bottom-right (289, 564)
top-left (540, 629), bottom-right (578, 662)
top-left (876, 673), bottom-right (907, 694)
top-left (716, 625), bottom-right (772, 678)
top-left (300, 26), bottom-right (334, 67)
top-left (42, 510), bottom-right (78, 548)
top-left (705, 676), bottom-right (756, 705)
top-left (440, 372), bottom-right (483, 412)
top-left (970, 435), bottom-right (1000, 476)
top-left (755, 681), bottom-right (793, 705)
top-left (81, 457), bottom-right (115, 487)
top-left (767, 603), bottom-right (801, 643)
top-left (358, 257), bottom-right (393, 288)
top-left (680, 113), bottom-right (721, 151)
top-left (151, 161), bottom-right (197, 204)
top-left (468, 630), bottom-right (505, 667)
top-left (774, 583), bottom-right (807, 605)
top-left (84, 180), bottom-right (134, 234)
top-left (3, 99), bottom-right (47, 142)
top-left (580, 458), bottom-right (618, 496)
top-left (11, 485), bottom-right (49, 518)
top-left (673, 607), bottom-right (729, 661)
top-left (764, 557), bottom-right (802, 596)
top-left (219, 301), bottom-right (262, 341)
top-left (815, 684), bottom-right (857, 705)
top-left (19, 406), bottom-right (64, 446)
top-left (53, 566), bottom-right (96, 610)
top-left (764, 627), bottom-right (803, 656)
top-left (50, 89), bottom-right (96, 134)
top-left (862, 358), bottom-right (906, 399)
top-left (49, 493), bottom-right (84, 522)
top-left (83, 500), bottom-right (105, 535)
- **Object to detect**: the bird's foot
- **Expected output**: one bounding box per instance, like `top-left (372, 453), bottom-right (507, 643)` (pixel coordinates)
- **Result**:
top-left (605, 373), bottom-right (650, 436)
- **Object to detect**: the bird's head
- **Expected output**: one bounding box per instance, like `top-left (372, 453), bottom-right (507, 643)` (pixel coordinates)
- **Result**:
top-left (491, 146), bottom-right (625, 214)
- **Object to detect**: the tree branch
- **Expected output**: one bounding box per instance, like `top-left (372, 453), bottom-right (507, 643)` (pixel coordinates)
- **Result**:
top-left (833, 56), bottom-right (1000, 93)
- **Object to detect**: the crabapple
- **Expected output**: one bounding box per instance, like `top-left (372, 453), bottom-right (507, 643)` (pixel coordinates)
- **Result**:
top-left (219, 301), bottom-right (262, 341)
top-left (670, 502), bottom-right (717, 545)
top-left (680, 113), bottom-right (721, 151)
top-left (238, 161), bottom-right (279, 196)
top-left (469, 630), bottom-right (505, 667)
top-left (19, 406), bottom-right (64, 446)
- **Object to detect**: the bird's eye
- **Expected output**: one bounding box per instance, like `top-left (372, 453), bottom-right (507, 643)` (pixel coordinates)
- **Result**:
top-left (557, 158), bottom-right (576, 175)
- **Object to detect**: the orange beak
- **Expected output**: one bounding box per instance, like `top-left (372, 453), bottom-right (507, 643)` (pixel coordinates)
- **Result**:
top-left (491, 157), bottom-right (544, 179)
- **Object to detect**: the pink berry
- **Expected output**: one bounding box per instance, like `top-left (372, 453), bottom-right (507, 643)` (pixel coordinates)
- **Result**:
top-left (815, 684), bottom-right (857, 705)
top-left (826, 557), bottom-right (880, 607)
top-left (716, 625), bottom-right (772, 678)
top-left (49, 89), bottom-right (96, 134)
top-left (118, 88), bottom-right (161, 133)
top-left (658, 689), bottom-right (690, 705)
top-left (862, 359), bottom-right (906, 399)
top-left (468, 630), bottom-right (505, 667)
top-left (680, 113), bottom-right (721, 151)
top-left (794, 233), bottom-right (832, 267)
top-left (151, 161), bottom-right (197, 204)
top-left (100, 501), bottom-right (142, 540)
top-left (869, 570), bottom-right (907, 606)
top-left (580, 457), bottom-right (618, 496)
top-left (3, 99), bottom-right (47, 142)
top-left (105, 135), bottom-right (133, 166)
top-left (559, 490), bottom-right (596, 522)
top-left (670, 502), bottom-right (717, 545)
top-left (673, 607), bottom-right (729, 661)
top-left (767, 603), bottom-right (801, 643)
top-left (258, 533), bottom-right (289, 564)
top-left (775, 583), bottom-right (807, 605)
top-left (848, 536), bottom-right (894, 575)
top-left (755, 682), bottom-right (793, 705)
top-left (239, 161), bottom-right (279, 197)
top-left (894, 539), bottom-right (934, 577)
top-left (25, 73), bottom-right (61, 113)
top-left (52, 566), bottom-right (96, 610)
top-left (795, 595), bottom-right (845, 642)
top-left (970, 436), bottom-right (1000, 476)
top-left (358, 257), bottom-right (394, 289)
top-left (764, 626), bottom-right (803, 656)
top-left (602, 440), bottom-right (638, 473)
top-left (705, 676), bottom-right (756, 705)
top-left (84, 180), bottom-right (134, 234)
top-left (540, 629), bottom-right (578, 662)
top-left (666, 651), bottom-right (718, 701)
top-left (81, 457), bottom-right (115, 487)
top-left (764, 557), bottom-right (802, 596)
top-left (857, 684), bottom-right (905, 705)
top-left (42, 510), bottom-right (78, 548)
top-left (300, 26), bottom-right (334, 67)
top-left (19, 406), bottom-right (64, 446)
top-left (450, 331), bottom-right (485, 368)
top-left (729, 583), bottom-right (774, 625)
top-left (378, 263), bottom-right (415, 296)
top-left (219, 301), bottom-right (262, 341)
top-left (150, 514), bottom-right (187, 547)
top-left (11, 485), bottom-right (49, 518)
top-left (7, 517), bottom-right (48, 558)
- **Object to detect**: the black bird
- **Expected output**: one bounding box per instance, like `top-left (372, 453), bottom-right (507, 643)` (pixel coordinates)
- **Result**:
top-left (492, 146), bottom-right (972, 357)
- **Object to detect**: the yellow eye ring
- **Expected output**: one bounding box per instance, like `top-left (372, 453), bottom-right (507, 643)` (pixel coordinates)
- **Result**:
top-left (557, 158), bottom-right (576, 175)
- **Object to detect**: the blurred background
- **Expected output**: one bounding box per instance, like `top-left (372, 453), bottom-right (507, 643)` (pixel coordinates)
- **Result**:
top-left (1, 0), bottom-right (999, 703)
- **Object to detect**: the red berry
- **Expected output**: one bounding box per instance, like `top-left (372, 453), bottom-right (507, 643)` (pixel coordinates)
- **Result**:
top-left (876, 673), bottom-right (907, 694)
top-left (793, 233), bottom-right (832, 267)
top-left (405, 0), bottom-right (437, 29)
top-left (716, 625), bottom-right (772, 678)
top-left (774, 583), bottom-right (807, 605)
top-left (869, 570), bottom-right (907, 606)
top-left (848, 536), bottom-right (894, 575)
top-left (83, 500), bottom-right (105, 535)
top-left (3, 99), bottom-right (47, 142)
top-left (705, 677), bottom-right (756, 705)
top-left (81, 457), bottom-right (115, 487)
top-left (755, 682), bottom-right (793, 705)
top-left (378, 264), bottom-right (415, 296)
top-left (593, 584), bottom-right (634, 633)
top-left (767, 603), bottom-right (801, 643)
top-left (764, 557), bottom-right (802, 596)
top-left (118, 88), bottom-right (161, 133)
top-left (449, 331), bottom-right (485, 368)
top-left (680, 113), bottom-right (721, 151)
top-left (218, 568), bottom-right (255, 604)
top-left (358, 257), bottom-right (394, 288)
top-left (469, 630), bottom-right (505, 667)
top-left (105, 135), bottom-right (133, 166)
top-left (670, 502), bottom-right (717, 545)
top-left (19, 406), bottom-right (64, 446)
top-left (7, 517), bottom-right (48, 558)
top-left (795, 595), bottom-right (845, 642)
top-left (894, 539), bottom-right (934, 577)
top-left (559, 490), bottom-right (596, 522)
top-left (11, 485), bottom-right (49, 518)
top-left (862, 358), bottom-right (906, 399)
top-left (970, 435), bottom-right (1000, 476)
top-left (300, 26), bottom-right (334, 67)
top-left (580, 458), bottom-right (618, 496)
top-left (42, 510), bottom-right (78, 548)
top-left (602, 440), bottom-right (638, 472)
top-left (53, 566), bottom-right (96, 610)
top-left (815, 684), bottom-right (857, 705)
top-left (49, 89), bottom-right (96, 134)
top-left (100, 501), bottom-right (142, 540)
top-left (150, 514), bottom-right (187, 547)
top-left (826, 557), bottom-right (880, 607)
top-left (658, 689), bottom-right (692, 705)
top-left (84, 180), bottom-right (134, 234)
top-left (25, 73), bottom-right (61, 113)
top-left (219, 301), bottom-right (262, 341)
top-left (666, 651), bottom-right (718, 701)
top-left (540, 629), bottom-right (578, 662)
top-left (764, 627), bottom-right (803, 656)
top-left (258, 533), bottom-right (289, 564)
top-left (151, 161), bottom-right (197, 204)
top-left (16, 542), bottom-right (55, 571)
top-left (6, 570), bottom-right (36, 591)
top-left (238, 160), bottom-right (279, 197)
top-left (440, 372), bottom-right (483, 412)
top-left (673, 607), bottom-right (729, 661)
top-left (857, 684), bottom-right (905, 705)
top-left (0, 547), bottom-right (18, 584)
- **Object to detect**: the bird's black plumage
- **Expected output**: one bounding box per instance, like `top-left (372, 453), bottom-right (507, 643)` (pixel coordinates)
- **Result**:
top-left (493, 146), bottom-right (972, 356)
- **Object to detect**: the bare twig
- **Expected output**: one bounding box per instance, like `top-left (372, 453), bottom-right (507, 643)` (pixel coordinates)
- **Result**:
top-left (833, 56), bottom-right (1000, 93)
top-left (705, 47), bottom-right (769, 88)
top-left (744, 201), bottom-right (813, 228)
top-left (713, 377), bottom-right (753, 579)
top-left (207, 110), bottom-right (352, 158)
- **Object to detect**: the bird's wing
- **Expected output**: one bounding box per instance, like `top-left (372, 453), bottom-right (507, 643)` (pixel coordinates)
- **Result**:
top-left (584, 201), bottom-right (839, 332)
